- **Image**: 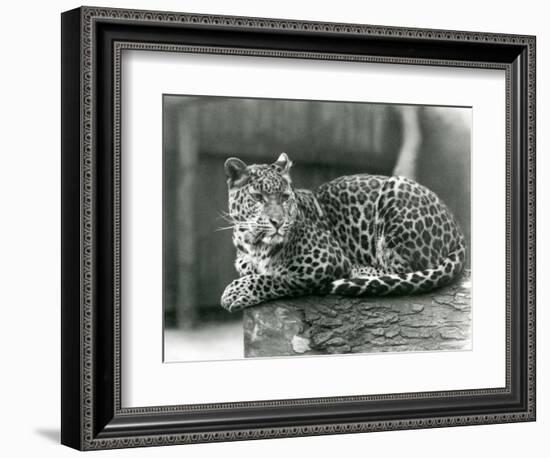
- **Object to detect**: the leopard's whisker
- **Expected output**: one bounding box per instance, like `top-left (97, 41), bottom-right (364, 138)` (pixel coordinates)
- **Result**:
top-left (218, 214), bottom-right (237, 224)
top-left (215, 220), bottom-right (262, 232)
top-left (215, 225), bottom-right (238, 232)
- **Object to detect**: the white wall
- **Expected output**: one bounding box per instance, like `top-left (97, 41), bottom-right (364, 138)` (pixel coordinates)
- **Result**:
top-left (0, 0), bottom-right (545, 456)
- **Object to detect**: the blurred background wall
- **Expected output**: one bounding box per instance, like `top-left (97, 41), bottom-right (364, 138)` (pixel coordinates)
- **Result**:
top-left (163, 95), bottom-right (471, 330)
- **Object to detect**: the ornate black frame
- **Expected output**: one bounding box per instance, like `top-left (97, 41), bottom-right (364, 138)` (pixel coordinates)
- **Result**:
top-left (61, 6), bottom-right (536, 450)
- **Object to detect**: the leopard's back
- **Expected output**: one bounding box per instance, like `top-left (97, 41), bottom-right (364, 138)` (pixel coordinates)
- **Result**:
top-left (315, 174), bottom-right (388, 266)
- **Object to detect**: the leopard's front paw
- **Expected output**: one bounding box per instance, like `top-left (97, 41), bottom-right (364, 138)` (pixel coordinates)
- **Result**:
top-left (221, 278), bottom-right (259, 312)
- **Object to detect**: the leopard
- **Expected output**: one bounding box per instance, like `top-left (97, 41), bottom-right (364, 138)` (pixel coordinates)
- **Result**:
top-left (220, 153), bottom-right (466, 312)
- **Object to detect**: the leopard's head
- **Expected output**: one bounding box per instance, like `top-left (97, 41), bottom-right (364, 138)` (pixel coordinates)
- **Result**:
top-left (224, 153), bottom-right (299, 246)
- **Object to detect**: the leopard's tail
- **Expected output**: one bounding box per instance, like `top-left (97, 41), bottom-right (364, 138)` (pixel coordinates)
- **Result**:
top-left (330, 246), bottom-right (466, 297)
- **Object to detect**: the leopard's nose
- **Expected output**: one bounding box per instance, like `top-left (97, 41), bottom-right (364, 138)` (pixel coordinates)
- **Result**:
top-left (269, 218), bottom-right (283, 229)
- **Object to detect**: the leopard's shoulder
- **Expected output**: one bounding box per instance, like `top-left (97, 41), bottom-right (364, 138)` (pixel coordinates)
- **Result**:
top-left (294, 189), bottom-right (326, 223)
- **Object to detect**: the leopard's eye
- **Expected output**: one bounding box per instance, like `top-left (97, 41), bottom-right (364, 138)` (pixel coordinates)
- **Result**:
top-left (249, 190), bottom-right (264, 202)
top-left (281, 192), bottom-right (291, 202)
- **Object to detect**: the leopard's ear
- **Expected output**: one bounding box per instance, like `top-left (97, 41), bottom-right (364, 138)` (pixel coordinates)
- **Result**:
top-left (224, 157), bottom-right (249, 187)
top-left (273, 153), bottom-right (293, 176)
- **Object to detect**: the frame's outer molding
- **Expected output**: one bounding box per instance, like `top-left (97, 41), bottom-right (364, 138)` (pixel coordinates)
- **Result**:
top-left (61, 7), bottom-right (84, 451)
top-left (61, 6), bottom-right (536, 451)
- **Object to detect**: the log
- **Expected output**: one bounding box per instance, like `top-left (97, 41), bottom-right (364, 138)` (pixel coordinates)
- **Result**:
top-left (243, 271), bottom-right (471, 357)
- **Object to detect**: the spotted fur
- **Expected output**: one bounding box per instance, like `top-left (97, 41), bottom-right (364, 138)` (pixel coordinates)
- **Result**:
top-left (220, 154), bottom-right (465, 312)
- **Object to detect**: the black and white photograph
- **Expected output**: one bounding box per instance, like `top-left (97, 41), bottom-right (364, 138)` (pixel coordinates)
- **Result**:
top-left (163, 95), bottom-right (472, 362)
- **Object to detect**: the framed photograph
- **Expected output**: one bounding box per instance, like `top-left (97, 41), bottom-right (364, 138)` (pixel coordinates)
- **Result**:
top-left (61, 6), bottom-right (536, 450)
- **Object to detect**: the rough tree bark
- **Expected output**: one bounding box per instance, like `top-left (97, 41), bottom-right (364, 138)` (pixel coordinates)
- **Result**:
top-left (244, 271), bottom-right (471, 357)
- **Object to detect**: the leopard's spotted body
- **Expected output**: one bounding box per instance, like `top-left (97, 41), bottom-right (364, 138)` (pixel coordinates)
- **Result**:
top-left (221, 154), bottom-right (465, 312)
